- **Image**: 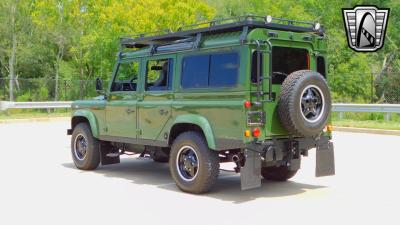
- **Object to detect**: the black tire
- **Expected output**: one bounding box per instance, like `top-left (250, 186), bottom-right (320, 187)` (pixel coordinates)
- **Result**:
top-left (71, 123), bottom-right (100, 170)
top-left (278, 70), bottom-right (331, 137)
top-left (261, 166), bottom-right (298, 181)
top-left (169, 131), bottom-right (220, 194)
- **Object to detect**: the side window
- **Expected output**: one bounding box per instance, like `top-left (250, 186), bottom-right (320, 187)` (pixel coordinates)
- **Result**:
top-left (181, 55), bottom-right (209, 88)
top-left (111, 61), bottom-right (139, 92)
top-left (317, 56), bottom-right (326, 77)
top-left (181, 52), bottom-right (239, 89)
top-left (146, 59), bottom-right (173, 91)
top-left (209, 53), bottom-right (239, 87)
top-left (251, 51), bottom-right (263, 83)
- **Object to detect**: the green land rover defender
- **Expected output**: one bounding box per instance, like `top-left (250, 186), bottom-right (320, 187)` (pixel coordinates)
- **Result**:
top-left (67, 15), bottom-right (335, 194)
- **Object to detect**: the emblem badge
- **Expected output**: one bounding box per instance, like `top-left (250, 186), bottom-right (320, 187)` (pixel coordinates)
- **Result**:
top-left (342, 6), bottom-right (389, 52)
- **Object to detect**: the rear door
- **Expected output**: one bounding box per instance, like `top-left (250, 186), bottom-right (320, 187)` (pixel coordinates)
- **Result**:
top-left (105, 59), bottom-right (140, 138)
top-left (255, 43), bottom-right (312, 137)
top-left (137, 55), bottom-right (175, 140)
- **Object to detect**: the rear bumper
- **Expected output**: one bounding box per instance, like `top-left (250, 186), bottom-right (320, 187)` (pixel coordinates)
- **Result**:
top-left (240, 136), bottom-right (335, 190)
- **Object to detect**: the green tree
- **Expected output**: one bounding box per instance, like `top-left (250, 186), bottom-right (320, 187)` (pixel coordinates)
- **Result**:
top-left (32, 0), bottom-right (72, 100)
top-left (31, 0), bottom-right (214, 98)
top-left (207, 0), bottom-right (399, 103)
top-left (1, 0), bottom-right (398, 103)
top-left (0, 0), bottom-right (19, 101)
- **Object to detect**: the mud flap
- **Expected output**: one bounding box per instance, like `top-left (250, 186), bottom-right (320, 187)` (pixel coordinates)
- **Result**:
top-left (316, 141), bottom-right (335, 177)
top-left (99, 142), bottom-right (120, 165)
top-left (240, 149), bottom-right (262, 190)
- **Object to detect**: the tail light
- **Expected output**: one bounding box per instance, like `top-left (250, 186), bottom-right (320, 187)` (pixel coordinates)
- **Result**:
top-left (252, 128), bottom-right (261, 137)
top-left (244, 100), bottom-right (251, 108)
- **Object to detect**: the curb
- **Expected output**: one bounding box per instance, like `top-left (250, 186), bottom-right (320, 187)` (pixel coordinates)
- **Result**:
top-left (0, 116), bottom-right (70, 124)
top-left (334, 126), bottom-right (400, 136)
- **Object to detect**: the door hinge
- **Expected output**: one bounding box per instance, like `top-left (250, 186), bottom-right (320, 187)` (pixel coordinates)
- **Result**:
top-left (136, 128), bottom-right (142, 135)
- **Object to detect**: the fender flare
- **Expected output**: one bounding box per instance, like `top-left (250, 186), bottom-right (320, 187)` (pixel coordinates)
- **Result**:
top-left (71, 109), bottom-right (100, 138)
top-left (171, 115), bottom-right (217, 150)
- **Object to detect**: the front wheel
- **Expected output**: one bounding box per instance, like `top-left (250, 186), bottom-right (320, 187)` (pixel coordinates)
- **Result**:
top-left (169, 131), bottom-right (220, 194)
top-left (71, 123), bottom-right (100, 170)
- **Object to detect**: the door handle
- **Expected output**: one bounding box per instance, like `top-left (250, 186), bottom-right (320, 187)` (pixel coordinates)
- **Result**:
top-left (126, 108), bottom-right (135, 114)
top-left (159, 109), bottom-right (169, 115)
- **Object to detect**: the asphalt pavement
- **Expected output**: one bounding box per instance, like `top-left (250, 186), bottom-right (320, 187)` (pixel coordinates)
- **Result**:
top-left (0, 119), bottom-right (398, 225)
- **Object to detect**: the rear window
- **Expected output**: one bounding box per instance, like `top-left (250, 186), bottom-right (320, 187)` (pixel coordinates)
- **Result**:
top-left (271, 46), bottom-right (309, 84)
top-left (272, 47), bottom-right (308, 75)
top-left (181, 52), bottom-right (239, 89)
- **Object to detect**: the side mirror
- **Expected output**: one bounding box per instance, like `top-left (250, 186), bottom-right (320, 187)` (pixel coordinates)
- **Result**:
top-left (95, 77), bottom-right (103, 92)
top-left (95, 77), bottom-right (107, 98)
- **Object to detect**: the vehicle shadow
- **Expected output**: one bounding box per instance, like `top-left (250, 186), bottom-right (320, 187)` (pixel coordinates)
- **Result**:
top-left (62, 158), bottom-right (326, 204)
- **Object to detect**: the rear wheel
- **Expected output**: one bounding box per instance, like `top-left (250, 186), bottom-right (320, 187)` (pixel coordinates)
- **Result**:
top-left (71, 123), bottom-right (100, 170)
top-left (169, 131), bottom-right (219, 194)
top-left (261, 166), bottom-right (298, 181)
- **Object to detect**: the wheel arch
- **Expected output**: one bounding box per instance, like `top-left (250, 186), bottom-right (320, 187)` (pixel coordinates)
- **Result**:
top-left (168, 115), bottom-right (216, 150)
top-left (71, 110), bottom-right (100, 138)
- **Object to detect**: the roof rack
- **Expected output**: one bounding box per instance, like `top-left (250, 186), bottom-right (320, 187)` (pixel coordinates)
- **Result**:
top-left (120, 15), bottom-right (324, 49)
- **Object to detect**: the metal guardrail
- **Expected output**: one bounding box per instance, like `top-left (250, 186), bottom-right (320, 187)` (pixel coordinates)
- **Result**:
top-left (332, 103), bottom-right (400, 120)
top-left (332, 103), bottom-right (400, 113)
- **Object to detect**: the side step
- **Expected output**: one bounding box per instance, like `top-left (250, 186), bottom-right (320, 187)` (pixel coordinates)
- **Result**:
top-left (106, 152), bottom-right (121, 157)
top-left (106, 151), bottom-right (150, 158)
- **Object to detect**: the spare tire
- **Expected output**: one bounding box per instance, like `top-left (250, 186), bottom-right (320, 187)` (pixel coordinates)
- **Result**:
top-left (278, 70), bottom-right (331, 137)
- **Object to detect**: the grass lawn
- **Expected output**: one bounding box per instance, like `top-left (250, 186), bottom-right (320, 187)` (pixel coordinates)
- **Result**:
top-left (0, 111), bottom-right (70, 120)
